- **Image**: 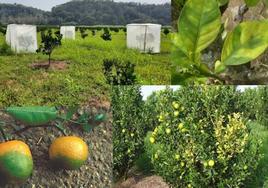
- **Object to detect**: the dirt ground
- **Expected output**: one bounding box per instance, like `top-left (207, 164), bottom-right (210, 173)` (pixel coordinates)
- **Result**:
top-left (0, 100), bottom-right (112, 188)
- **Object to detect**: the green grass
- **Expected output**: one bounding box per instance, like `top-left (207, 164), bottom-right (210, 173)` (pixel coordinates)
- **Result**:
top-left (0, 30), bottom-right (171, 107)
top-left (245, 122), bottom-right (268, 188)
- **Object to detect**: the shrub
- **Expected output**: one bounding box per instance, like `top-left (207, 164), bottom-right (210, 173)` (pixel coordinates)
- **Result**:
top-left (0, 42), bottom-right (13, 56)
top-left (103, 59), bottom-right (136, 85)
top-left (92, 30), bottom-right (96, 36)
top-left (144, 86), bottom-right (262, 187)
top-left (0, 26), bottom-right (6, 35)
top-left (239, 86), bottom-right (268, 125)
top-left (101, 28), bottom-right (112, 41)
top-left (79, 28), bottom-right (88, 39)
top-left (112, 85), bottom-right (146, 179)
top-left (163, 28), bottom-right (170, 35)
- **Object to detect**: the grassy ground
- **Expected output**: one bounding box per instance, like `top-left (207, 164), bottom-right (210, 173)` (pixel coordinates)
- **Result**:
top-left (0, 30), bottom-right (171, 107)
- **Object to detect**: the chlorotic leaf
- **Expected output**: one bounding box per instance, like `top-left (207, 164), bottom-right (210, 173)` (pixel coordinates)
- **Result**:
top-left (221, 21), bottom-right (268, 66)
top-left (6, 106), bottom-right (58, 126)
top-left (178, 0), bottom-right (221, 60)
top-left (172, 34), bottom-right (195, 69)
top-left (244, 0), bottom-right (261, 6)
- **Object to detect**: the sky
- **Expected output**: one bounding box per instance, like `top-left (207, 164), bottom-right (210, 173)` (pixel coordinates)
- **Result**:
top-left (0, 0), bottom-right (170, 11)
top-left (141, 86), bottom-right (258, 100)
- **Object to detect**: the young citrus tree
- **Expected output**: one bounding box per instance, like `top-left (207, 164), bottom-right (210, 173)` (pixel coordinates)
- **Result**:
top-left (101, 28), bottom-right (112, 41)
top-left (79, 28), bottom-right (88, 39)
top-left (36, 30), bottom-right (63, 67)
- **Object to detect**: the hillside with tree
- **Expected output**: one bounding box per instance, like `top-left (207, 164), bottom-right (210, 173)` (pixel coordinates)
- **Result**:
top-left (0, 0), bottom-right (170, 25)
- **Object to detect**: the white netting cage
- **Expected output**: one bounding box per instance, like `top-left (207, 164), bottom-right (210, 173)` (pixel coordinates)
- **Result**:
top-left (126, 23), bottom-right (162, 53)
top-left (6, 24), bottom-right (38, 53)
top-left (60, 26), bottom-right (76, 39)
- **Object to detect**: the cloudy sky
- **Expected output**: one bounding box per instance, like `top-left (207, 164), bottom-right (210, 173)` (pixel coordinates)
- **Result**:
top-left (1, 0), bottom-right (170, 11)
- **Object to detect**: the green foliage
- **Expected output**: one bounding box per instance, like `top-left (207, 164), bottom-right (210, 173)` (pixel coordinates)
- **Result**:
top-left (103, 59), bottom-right (136, 85)
top-left (143, 86), bottom-right (262, 187)
top-left (163, 28), bottom-right (170, 35)
top-left (244, 0), bottom-right (262, 6)
top-left (79, 28), bottom-right (88, 39)
top-left (240, 87), bottom-right (268, 126)
top-left (171, 0), bottom-right (187, 29)
top-left (112, 85), bottom-right (146, 179)
top-left (172, 0), bottom-right (268, 84)
top-left (101, 28), bottom-right (112, 41)
top-left (91, 30), bottom-right (96, 36)
top-left (0, 42), bottom-right (13, 56)
top-left (36, 30), bottom-right (63, 65)
top-left (5, 106), bottom-right (58, 126)
top-left (0, 24), bottom-right (6, 35)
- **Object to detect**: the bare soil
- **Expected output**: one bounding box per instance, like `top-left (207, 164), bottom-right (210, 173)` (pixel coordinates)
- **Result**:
top-left (30, 61), bottom-right (69, 70)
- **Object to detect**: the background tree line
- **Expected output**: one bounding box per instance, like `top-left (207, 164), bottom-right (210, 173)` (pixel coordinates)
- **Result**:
top-left (0, 0), bottom-right (170, 26)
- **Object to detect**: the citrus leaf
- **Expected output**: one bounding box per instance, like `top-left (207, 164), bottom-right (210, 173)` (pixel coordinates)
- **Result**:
top-left (217, 0), bottom-right (229, 6)
top-left (6, 106), bottom-right (58, 126)
top-left (221, 21), bottom-right (268, 66)
top-left (172, 34), bottom-right (196, 70)
top-left (244, 0), bottom-right (261, 6)
top-left (178, 0), bottom-right (221, 60)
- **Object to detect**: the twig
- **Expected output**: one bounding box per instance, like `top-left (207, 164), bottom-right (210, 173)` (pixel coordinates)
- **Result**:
top-left (37, 137), bottom-right (43, 145)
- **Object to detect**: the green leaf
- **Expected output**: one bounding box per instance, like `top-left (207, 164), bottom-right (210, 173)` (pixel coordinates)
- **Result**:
top-left (178, 0), bottom-right (221, 59)
top-left (221, 21), bottom-right (268, 66)
top-left (217, 0), bottom-right (229, 6)
top-left (244, 0), bottom-right (261, 6)
top-left (172, 34), bottom-right (195, 69)
top-left (82, 123), bottom-right (93, 132)
top-left (6, 106), bottom-right (58, 126)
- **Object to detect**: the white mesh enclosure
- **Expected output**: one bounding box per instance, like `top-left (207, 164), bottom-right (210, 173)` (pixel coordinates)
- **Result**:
top-left (127, 23), bottom-right (161, 53)
top-left (6, 24), bottom-right (37, 53)
top-left (60, 26), bottom-right (76, 39)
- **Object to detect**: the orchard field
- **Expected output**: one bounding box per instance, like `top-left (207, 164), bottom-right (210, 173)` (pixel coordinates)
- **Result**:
top-left (0, 28), bottom-right (171, 107)
top-left (112, 86), bottom-right (268, 188)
